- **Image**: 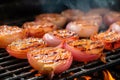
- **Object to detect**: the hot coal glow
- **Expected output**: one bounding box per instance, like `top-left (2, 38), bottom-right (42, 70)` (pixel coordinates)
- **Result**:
top-left (82, 76), bottom-right (91, 80)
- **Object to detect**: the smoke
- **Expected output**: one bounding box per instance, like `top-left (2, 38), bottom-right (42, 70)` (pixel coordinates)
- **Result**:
top-left (38, 0), bottom-right (66, 13)
top-left (63, 0), bottom-right (117, 12)
top-left (63, 0), bottom-right (91, 12)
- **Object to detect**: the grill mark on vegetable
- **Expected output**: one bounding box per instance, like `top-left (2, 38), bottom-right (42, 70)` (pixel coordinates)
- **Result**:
top-left (68, 40), bottom-right (103, 50)
top-left (95, 31), bottom-right (120, 42)
top-left (12, 39), bottom-right (46, 50)
top-left (20, 44), bottom-right (44, 50)
top-left (38, 51), bottom-right (57, 56)
top-left (53, 30), bottom-right (78, 38)
top-left (42, 58), bottom-right (68, 64)
top-left (33, 49), bottom-right (69, 64)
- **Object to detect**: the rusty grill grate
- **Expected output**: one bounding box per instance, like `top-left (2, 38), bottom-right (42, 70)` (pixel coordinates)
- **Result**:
top-left (0, 48), bottom-right (120, 80)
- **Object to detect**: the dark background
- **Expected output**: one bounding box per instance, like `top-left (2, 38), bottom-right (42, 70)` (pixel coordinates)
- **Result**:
top-left (0, 0), bottom-right (120, 25)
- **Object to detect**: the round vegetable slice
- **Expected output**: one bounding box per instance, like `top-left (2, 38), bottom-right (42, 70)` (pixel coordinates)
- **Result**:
top-left (0, 25), bottom-right (27, 48)
top-left (64, 39), bottom-right (104, 63)
top-left (27, 47), bottom-right (73, 78)
top-left (43, 29), bottom-right (79, 47)
top-left (6, 38), bottom-right (47, 59)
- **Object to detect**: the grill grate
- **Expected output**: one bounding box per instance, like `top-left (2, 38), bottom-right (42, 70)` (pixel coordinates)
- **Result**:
top-left (0, 48), bottom-right (120, 80)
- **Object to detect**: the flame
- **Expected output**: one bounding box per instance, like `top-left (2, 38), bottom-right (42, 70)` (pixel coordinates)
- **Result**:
top-left (82, 76), bottom-right (91, 80)
top-left (103, 70), bottom-right (115, 80)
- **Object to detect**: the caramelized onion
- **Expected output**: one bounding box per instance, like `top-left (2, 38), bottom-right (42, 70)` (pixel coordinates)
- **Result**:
top-left (107, 21), bottom-right (120, 33)
top-left (66, 20), bottom-right (99, 37)
top-left (103, 11), bottom-right (120, 26)
top-left (86, 8), bottom-right (110, 16)
top-left (91, 31), bottom-right (120, 50)
top-left (64, 39), bottom-right (104, 63)
top-left (22, 21), bottom-right (57, 38)
top-left (6, 38), bottom-right (47, 59)
top-left (35, 13), bottom-right (67, 29)
top-left (0, 25), bottom-right (27, 48)
top-left (43, 29), bottom-right (79, 47)
top-left (61, 9), bottom-right (84, 21)
top-left (78, 14), bottom-right (102, 27)
top-left (27, 47), bottom-right (73, 78)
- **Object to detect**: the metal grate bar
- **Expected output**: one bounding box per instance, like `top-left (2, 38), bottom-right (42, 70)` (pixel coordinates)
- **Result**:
top-left (60, 58), bottom-right (120, 80)
top-left (0, 62), bottom-right (29, 72)
top-left (0, 59), bottom-right (21, 66)
top-left (0, 48), bottom-right (119, 80)
top-left (0, 66), bottom-right (31, 78)
top-left (5, 71), bottom-right (36, 80)
top-left (0, 56), bottom-right (13, 61)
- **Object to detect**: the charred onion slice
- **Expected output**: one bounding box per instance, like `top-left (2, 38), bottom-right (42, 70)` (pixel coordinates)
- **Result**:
top-left (22, 21), bottom-right (57, 38)
top-left (103, 11), bottom-right (120, 26)
top-left (61, 9), bottom-right (84, 22)
top-left (35, 13), bottom-right (67, 29)
top-left (66, 20), bottom-right (99, 37)
top-left (6, 38), bottom-right (47, 59)
top-left (91, 31), bottom-right (120, 50)
top-left (86, 8), bottom-right (110, 16)
top-left (27, 47), bottom-right (73, 78)
top-left (107, 21), bottom-right (120, 33)
top-left (64, 39), bottom-right (104, 62)
top-left (77, 14), bottom-right (102, 27)
top-left (43, 29), bottom-right (79, 47)
top-left (0, 25), bottom-right (27, 48)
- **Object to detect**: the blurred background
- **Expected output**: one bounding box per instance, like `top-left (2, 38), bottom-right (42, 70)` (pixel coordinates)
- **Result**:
top-left (0, 0), bottom-right (120, 25)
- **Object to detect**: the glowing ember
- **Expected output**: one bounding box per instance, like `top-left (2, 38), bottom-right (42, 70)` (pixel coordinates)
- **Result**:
top-left (29, 69), bottom-right (35, 72)
top-left (69, 72), bottom-right (74, 76)
top-left (82, 76), bottom-right (92, 80)
top-left (103, 70), bottom-right (115, 80)
top-left (35, 73), bottom-right (42, 77)
top-left (74, 78), bottom-right (78, 80)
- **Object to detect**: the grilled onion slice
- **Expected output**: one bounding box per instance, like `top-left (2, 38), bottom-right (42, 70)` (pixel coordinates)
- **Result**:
top-left (107, 21), bottom-right (120, 33)
top-left (61, 9), bottom-right (84, 22)
top-left (76, 14), bottom-right (102, 27)
top-left (91, 31), bottom-right (120, 50)
top-left (103, 11), bottom-right (120, 26)
top-left (35, 13), bottom-right (67, 29)
top-left (0, 25), bottom-right (27, 48)
top-left (22, 21), bottom-right (57, 38)
top-left (86, 8), bottom-right (110, 16)
top-left (64, 39), bottom-right (104, 63)
top-left (6, 38), bottom-right (47, 59)
top-left (43, 29), bottom-right (79, 47)
top-left (66, 20), bottom-right (99, 37)
top-left (27, 47), bottom-right (73, 78)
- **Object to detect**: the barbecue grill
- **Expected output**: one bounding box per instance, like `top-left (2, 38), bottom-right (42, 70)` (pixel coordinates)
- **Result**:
top-left (0, 0), bottom-right (120, 80)
top-left (0, 48), bottom-right (120, 80)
